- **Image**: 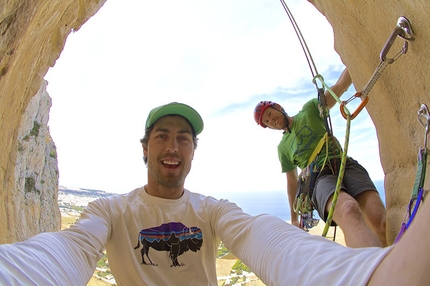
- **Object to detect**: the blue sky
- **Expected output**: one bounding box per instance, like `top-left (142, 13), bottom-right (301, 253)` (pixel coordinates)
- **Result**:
top-left (44, 0), bottom-right (383, 196)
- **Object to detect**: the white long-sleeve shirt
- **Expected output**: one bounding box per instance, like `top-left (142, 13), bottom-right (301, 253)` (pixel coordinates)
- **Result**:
top-left (0, 187), bottom-right (392, 285)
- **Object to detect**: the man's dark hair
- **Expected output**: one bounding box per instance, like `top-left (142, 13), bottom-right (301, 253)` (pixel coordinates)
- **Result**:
top-left (140, 118), bottom-right (199, 165)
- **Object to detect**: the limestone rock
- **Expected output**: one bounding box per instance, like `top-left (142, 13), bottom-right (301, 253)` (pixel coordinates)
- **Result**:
top-left (0, 0), bottom-right (106, 243)
top-left (13, 80), bottom-right (60, 241)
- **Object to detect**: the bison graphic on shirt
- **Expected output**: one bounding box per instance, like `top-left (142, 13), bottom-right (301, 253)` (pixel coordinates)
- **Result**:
top-left (134, 222), bottom-right (203, 267)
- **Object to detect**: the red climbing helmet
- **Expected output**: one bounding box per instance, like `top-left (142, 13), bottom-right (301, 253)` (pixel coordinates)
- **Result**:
top-left (254, 101), bottom-right (276, 128)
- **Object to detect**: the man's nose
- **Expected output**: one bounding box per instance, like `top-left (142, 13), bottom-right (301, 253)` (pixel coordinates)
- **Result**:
top-left (166, 138), bottom-right (178, 152)
top-left (270, 115), bottom-right (276, 123)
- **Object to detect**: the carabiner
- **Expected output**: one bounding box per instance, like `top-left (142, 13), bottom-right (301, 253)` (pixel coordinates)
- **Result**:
top-left (418, 104), bottom-right (430, 133)
top-left (380, 16), bottom-right (414, 62)
top-left (340, 91), bottom-right (369, 120)
top-left (418, 104), bottom-right (430, 148)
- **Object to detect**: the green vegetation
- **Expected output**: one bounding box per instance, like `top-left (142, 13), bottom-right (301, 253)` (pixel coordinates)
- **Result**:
top-left (17, 142), bottom-right (24, 152)
top-left (96, 270), bottom-right (112, 279)
top-left (97, 251), bottom-right (109, 269)
top-left (231, 259), bottom-right (251, 275)
top-left (217, 242), bottom-right (230, 257)
top-left (30, 121), bottom-right (41, 137)
top-left (49, 149), bottom-right (57, 159)
top-left (70, 205), bottom-right (85, 212)
top-left (24, 176), bottom-right (40, 195)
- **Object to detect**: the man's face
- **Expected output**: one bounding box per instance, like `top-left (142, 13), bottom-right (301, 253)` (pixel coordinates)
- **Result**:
top-left (261, 106), bottom-right (287, 130)
top-left (143, 115), bottom-right (195, 188)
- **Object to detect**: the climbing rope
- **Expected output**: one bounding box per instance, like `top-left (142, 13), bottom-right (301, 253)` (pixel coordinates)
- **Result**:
top-left (315, 76), bottom-right (352, 237)
top-left (394, 104), bottom-right (429, 243)
top-left (279, 0), bottom-right (341, 238)
top-left (279, 0), bottom-right (318, 78)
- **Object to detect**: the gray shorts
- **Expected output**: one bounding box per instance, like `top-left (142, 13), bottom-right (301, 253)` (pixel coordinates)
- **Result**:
top-left (311, 157), bottom-right (378, 221)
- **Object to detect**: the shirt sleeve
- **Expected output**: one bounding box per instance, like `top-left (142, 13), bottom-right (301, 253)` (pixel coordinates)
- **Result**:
top-left (278, 142), bottom-right (295, 172)
top-left (0, 203), bottom-right (110, 286)
top-left (212, 201), bottom-right (392, 286)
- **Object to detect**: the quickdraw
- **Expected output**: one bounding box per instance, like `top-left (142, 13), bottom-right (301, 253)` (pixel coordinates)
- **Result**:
top-left (340, 16), bottom-right (415, 120)
top-left (394, 104), bottom-right (429, 243)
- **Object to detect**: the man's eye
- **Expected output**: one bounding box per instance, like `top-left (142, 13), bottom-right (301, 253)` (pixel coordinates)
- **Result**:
top-left (179, 136), bottom-right (190, 142)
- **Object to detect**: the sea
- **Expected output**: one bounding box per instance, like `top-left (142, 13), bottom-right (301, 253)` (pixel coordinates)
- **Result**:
top-left (61, 180), bottom-right (385, 223)
top-left (210, 179), bottom-right (385, 222)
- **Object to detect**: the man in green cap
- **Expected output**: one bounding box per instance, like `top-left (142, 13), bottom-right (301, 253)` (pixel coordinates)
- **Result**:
top-left (0, 102), bottom-right (428, 285)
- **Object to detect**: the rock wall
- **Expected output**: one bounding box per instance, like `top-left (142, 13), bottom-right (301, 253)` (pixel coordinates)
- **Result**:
top-left (0, 0), bottom-right (429, 244)
top-left (0, 0), bottom-right (106, 243)
top-left (13, 80), bottom-right (60, 241)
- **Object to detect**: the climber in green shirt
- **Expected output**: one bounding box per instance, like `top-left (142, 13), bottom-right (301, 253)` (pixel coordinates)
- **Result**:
top-left (253, 69), bottom-right (387, 248)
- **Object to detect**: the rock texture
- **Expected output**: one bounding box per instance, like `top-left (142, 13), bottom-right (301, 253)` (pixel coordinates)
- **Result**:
top-left (0, 0), bottom-right (429, 244)
top-left (13, 80), bottom-right (61, 241)
top-left (0, 0), bottom-right (106, 243)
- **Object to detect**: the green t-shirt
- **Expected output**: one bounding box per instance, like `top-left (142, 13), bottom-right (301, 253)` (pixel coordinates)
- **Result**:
top-left (278, 98), bottom-right (342, 172)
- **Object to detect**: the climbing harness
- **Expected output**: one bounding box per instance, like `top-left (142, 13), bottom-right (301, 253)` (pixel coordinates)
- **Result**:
top-left (280, 0), bottom-right (415, 240)
top-left (394, 104), bottom-right (429, 243)
top-left (294, 162), bottom-right (320, 231)
top-left (340, 16), bottom-right (414, 120)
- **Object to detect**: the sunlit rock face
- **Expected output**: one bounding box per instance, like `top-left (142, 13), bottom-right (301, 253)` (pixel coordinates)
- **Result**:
top-left (0, 0), bottom-right (106, 243)
top-left (13, 80), bottom-right (61, 241)
top-left (0, 0), bottom-right (429, 244)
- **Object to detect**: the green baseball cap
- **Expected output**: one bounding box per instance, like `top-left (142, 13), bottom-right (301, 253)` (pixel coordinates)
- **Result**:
top-left (145, 102), bottom-right (204, 135)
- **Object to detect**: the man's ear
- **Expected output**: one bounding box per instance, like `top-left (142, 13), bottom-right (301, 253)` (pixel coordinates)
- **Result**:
top-left (142, 143), bottom-right (148, 157)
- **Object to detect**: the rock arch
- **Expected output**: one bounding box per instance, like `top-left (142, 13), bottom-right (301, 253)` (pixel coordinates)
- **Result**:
top-left (1, 0), bottom-right (429, 244)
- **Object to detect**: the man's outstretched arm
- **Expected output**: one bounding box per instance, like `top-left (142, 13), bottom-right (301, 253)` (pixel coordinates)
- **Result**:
top-left (325, 68), bottom-right (352, 109)
top-left (368, 195), bottom-right (430, 285)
